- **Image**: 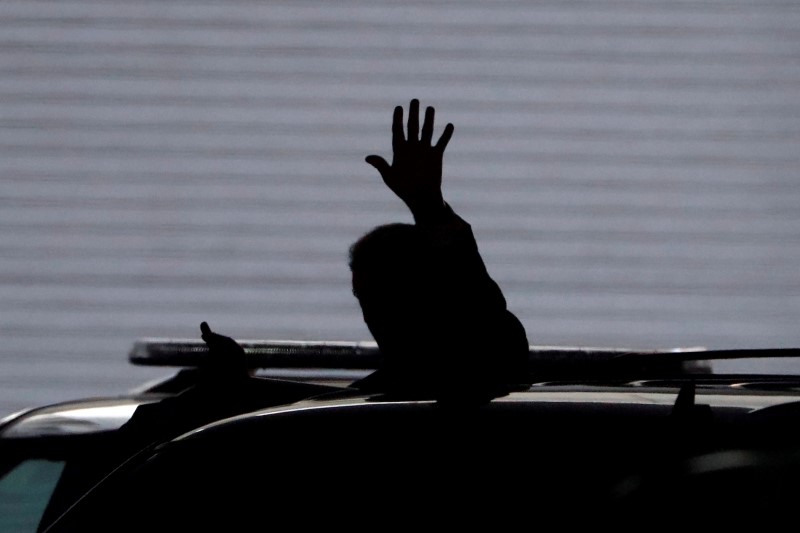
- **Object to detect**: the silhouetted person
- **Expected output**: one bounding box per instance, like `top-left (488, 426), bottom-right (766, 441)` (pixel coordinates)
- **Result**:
top-left (350, 99), bottom-right (529, 402)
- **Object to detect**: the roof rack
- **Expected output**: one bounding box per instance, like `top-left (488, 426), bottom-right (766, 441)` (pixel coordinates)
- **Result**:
top-left (135, 338), bottom-right (785, 379)
top-left (129, 338), bottom-right (382, 369)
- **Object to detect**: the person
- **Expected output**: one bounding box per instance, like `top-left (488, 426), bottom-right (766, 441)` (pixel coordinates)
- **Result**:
top-left (182, 101), bottom-right (527, 404)
top-left (350, 99), bottom-right (529, 402)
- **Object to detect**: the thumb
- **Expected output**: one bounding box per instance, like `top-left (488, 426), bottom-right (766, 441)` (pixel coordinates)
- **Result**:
top-left (365, 155), bottom-right (390, 178)
top-left (201, 321), bottom-right (228, 347)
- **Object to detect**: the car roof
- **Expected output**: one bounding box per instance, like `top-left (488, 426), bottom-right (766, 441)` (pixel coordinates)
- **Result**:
top-left (0, 396), bottom-right (167, 439)
top-left (10, 338), bottom-right (800, 533)
top-left (176, 383), bottom-right (800, 442)
top-left (43, 380), bottom-right (800, 532)
top-left (10, 337), bottom-right (798, 444)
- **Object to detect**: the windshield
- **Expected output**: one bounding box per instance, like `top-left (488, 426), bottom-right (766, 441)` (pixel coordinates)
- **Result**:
top-left (2, 2), bottom-right (799, 417)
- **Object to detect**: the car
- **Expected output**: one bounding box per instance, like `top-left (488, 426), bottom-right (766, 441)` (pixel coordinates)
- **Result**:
top-left (4, 4), bottom-right (798, 532)
top-left (0, 338), bottom-right (356, 533)
top-left (7, 340), bottom-right (799, 531)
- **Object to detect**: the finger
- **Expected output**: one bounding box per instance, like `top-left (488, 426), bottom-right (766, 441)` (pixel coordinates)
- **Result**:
top-left (421, 106), bottom-right (434, 145)
top-left (435, 122), bottom-right (455, 152)
top-left (200, 321), bottom-right (211, 337)
top-left (391, 105), bottom-right (404, 152)
top-left (407, 99), bottom-right (420, 142)
top-left (365, 155), bottom-right (391, 178)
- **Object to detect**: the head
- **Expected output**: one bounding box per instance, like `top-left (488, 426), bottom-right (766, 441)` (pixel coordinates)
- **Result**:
top-left (350, 224), bottom-right (442, 353)
top-left (349, 224), bottom-right (529, 396)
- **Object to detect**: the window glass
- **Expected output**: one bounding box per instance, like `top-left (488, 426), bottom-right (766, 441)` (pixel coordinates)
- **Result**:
top-left (0, 459), bottom-right (66, 533)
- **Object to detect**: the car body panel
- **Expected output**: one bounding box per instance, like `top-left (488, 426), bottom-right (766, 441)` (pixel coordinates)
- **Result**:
top-left (42, 378), bottom-right (800, 531)
top-left (0, 370), bottom-right (347, 532)
top-left (6, 342), bottom-right (800, 531)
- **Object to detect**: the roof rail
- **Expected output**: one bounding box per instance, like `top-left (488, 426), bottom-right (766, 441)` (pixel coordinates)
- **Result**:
top-left (129, 339), bottom-right (382, 370)
top-left (132, 338), bottom-right (769, 378)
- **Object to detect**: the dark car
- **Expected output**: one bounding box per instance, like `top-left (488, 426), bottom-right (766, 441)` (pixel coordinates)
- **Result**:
top-left (0, 338), bottom-right (356, 533)
top-left (22, 341), bottom-right (800, 531)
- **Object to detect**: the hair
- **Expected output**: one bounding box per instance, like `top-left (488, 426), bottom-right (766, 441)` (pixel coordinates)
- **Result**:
top-left (349, 223), bottom-right (433, 299)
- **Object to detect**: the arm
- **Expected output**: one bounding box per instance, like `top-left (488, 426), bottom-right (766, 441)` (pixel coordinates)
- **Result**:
top-left (365, 99), bottom-right (500, 302)
top-left (199, 321), bottom-right (251, 382)
top-left (365, 100), bottom-right (529, 384)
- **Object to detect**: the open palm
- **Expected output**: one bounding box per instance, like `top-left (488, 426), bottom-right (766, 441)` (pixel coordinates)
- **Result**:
top-left (366, 99), bottom-right (454, 221)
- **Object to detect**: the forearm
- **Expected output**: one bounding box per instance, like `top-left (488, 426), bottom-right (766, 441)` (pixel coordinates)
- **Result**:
top-left (417, 202), bottom-right (509, 313)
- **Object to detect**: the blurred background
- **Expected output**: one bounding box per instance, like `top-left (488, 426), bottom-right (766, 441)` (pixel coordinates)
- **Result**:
top-left (1, 1), bottom-right (799, 417)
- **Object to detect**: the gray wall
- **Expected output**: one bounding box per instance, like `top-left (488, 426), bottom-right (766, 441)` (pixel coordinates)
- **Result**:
top-left (2, 1), bottom-right (799, 417)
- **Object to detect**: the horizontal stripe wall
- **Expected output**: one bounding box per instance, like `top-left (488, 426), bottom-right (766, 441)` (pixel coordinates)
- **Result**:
top-left (1, 1), bottom-right (799, 416)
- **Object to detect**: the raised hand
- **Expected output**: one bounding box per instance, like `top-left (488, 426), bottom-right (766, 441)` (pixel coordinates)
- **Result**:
top-left (365, 99), bottom-right (454, 223)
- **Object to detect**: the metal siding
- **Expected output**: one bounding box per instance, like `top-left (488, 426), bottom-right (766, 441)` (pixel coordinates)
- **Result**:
top-left (1, 1), bottom-right (799, 415)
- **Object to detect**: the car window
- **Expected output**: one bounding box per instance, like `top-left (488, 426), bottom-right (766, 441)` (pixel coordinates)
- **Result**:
top-left (0, 459), bottom-right (66, 533)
